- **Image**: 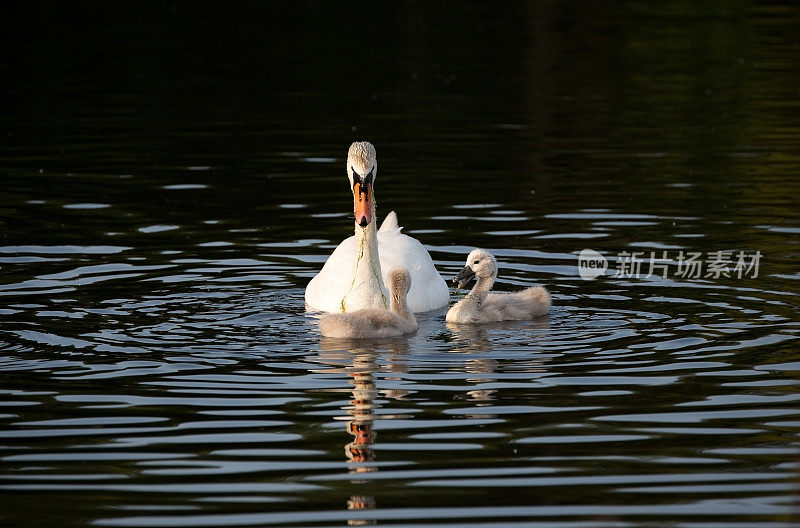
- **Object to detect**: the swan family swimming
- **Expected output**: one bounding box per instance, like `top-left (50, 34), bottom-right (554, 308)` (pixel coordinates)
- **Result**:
top-left (306, 141), bottom-right (551, 339)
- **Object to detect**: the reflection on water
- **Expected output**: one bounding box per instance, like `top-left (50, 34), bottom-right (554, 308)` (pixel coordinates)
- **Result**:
top-left (2, 1), bottom-right (800, 527)
top-left (316, 345), bottom-right (382, 526)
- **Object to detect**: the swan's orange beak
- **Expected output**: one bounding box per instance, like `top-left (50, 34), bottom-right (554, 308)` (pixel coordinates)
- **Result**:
top-left (353, 181), bottom-right (372, 227)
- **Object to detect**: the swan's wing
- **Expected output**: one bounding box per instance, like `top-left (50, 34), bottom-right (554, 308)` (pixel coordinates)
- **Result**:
top-left (304, 236), bottom-right (356, 312)
top-left (378, 210), bottom-right (401, 234)
top-left (377, 228), bottom-right (449, 313)
top-left (484, 287), bottom-right (551, 319)
top-left (478, 293), bottom-right (523, 321)
top-left (484, 292), bottom-right (514, 307)
top-left (521, 286), bottom-right (551, 317)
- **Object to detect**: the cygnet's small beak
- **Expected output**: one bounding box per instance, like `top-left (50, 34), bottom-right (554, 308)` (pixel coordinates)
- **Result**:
top-left (353, 181), bottom-right (372, 228)
top-left (453, 266), bottom-right (475, 289)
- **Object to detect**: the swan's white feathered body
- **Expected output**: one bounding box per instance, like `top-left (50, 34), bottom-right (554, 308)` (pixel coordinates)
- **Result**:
top-left (306, 211), bottom-right (449, 313)
top-left (304, 141), bottom-right (449, 314)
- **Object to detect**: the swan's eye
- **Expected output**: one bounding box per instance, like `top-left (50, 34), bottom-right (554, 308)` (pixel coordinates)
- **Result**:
top-left (364, 169), bottom-right (374, 185)
top-left (473, 260), bottom-right (480, 264)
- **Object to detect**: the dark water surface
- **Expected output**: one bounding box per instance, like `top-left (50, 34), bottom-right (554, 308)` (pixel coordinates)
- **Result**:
top-left (2, 2), bottom-right (800, 527)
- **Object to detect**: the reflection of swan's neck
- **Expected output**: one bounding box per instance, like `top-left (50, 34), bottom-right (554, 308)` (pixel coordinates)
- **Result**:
top-left (464, 275), bottom-right (494, 309)
top-left (345, 196), bottom-right (387, 310)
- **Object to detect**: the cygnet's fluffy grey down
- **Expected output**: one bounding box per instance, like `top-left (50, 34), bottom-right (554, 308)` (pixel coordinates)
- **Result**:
top-left (446, 248), bottom-right (551, 324)
top-left (319, 267), bottom-right (418, 338)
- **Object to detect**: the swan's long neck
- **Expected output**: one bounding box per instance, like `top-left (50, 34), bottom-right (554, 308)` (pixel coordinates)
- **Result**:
top-left (341, 193), bottom-right (388, 311)
top-left (463, 275), bottom-right (494, 311)
top-left (390, 288), bottom-right (413, 323)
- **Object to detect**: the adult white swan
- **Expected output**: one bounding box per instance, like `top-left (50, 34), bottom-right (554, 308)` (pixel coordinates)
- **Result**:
top-left (305, 141), bottom-right (449, 313)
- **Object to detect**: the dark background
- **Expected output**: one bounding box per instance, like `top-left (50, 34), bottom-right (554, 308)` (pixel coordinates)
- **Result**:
top-left (1, 3), bottom-right (800, 528)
